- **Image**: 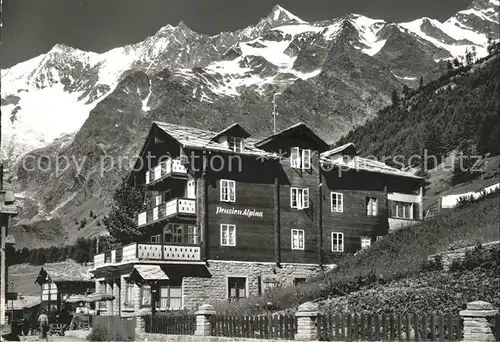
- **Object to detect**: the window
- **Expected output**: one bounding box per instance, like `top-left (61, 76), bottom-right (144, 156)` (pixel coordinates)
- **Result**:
top-left (291, 188), bottom-right (309, 209)
top-left (41, 283), bottom-right (58, 301)
top-left (220, 179), bottom-right (236, 202)
top-left (290, 147), bottom-right (312, 169)
top-left (187, 180), bottom-right (196, 199)
top-left (302, 149), bottom-right (311, 169)
top-left (150, 234), bottom-right (161, 244)
top-left (366, 197), bottom-right (378, 216)
top-left (164, 224), bottom-right (183, 243)
top-left (331, 192), bottom-right (343, 212)
top-left (159, 285), bottom-right (182, 310)
top-left (124, 282), bottom-right (134, 308)
top-left (331, 232), bottom-right (344, 252)
top-left (263, 278), bottom-right (278, 292)
top-left (186, 225), bottom-right (200, 244)
top-left (164, 224), bottom-right (200, 244)
top-left (228, 137), bottom-right (244, 152)
top-left (291, 229), bottom-right (305, 250)
top-left (141, 285), bottom-right (151, 306)
top-left (228, 277), bottom-right (246, 302)
top-left (361, 236), bottom-right (372, 249)
top-left (294, 278), bottom-right (307, 286)
top-left (221, 224), bottom-right (236, 246)
top-left (394, 201), bottom-right (413, 219)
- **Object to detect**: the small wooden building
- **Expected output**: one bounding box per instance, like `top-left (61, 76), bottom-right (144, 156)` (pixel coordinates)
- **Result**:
top-left (5, 295), bottom-right (41, 322)
top-left (35, 262), bottom-right (94, 311)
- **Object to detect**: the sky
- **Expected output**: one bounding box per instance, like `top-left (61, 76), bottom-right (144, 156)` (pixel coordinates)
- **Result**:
top-left (1, 0), bottom-right (473, 68)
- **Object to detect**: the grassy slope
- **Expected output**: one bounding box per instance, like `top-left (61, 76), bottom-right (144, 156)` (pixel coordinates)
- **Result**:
top-left (217, 194), bottom-right (500, 315)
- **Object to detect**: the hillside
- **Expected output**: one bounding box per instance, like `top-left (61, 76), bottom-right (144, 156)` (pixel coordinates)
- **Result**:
top-left (216, 193), bottom-right (500, 315)
top-left (336, 46), bottom-right (500, 166)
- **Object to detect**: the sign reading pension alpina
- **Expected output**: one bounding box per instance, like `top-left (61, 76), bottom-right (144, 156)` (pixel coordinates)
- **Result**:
top-left (215, 206), bottom-right (264, 218)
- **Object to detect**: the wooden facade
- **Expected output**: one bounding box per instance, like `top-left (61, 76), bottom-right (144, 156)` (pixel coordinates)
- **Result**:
top-left (92, 121), bottom-right (425, 312)
top-left (118, 121), bottom-right (425, 265)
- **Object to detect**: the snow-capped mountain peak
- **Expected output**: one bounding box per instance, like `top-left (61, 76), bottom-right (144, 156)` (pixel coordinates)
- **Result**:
top-left (1, 1), bottom-right (499, 164)
top-left (269, 5), bottom-right (306, 24)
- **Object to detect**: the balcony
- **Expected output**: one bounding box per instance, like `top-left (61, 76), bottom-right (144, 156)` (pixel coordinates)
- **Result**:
top-left (137, 198), bottom-right (196, 227)
top-left (145, 159), bottom-right (187, 186)
top-left (93, 243), bottom-right (201, 269)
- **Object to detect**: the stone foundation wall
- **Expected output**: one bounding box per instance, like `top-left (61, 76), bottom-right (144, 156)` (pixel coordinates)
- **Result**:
top-left (182, 261), bottom-right (325, 310)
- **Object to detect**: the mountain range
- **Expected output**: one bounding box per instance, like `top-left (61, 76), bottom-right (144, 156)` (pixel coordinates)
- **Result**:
top-left (1, 0), bottom-right (499, 248)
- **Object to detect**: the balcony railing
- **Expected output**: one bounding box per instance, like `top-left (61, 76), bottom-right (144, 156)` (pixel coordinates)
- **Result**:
top-left (137, 198), bottom-right (196, 227)
top-left (93, 243), bottom-right (201, 268)
top-left (145, 159), bottom-right (187, 185)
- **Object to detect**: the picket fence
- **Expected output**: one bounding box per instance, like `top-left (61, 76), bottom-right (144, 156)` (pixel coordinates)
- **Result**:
top-left (143, 311), bottom-right (500, 341)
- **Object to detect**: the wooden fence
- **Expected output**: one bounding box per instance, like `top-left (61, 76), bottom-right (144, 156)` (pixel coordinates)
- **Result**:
top-left (92, 315), bottom-right (136, 341)
top-left (141, 312), bottom-right (500, 341)
top-left (210, 314), bottom-right (297, 340)
top-left (144, 314), bottom-right (196, 335)
top-left (316, 312), bottom-right (463, 341)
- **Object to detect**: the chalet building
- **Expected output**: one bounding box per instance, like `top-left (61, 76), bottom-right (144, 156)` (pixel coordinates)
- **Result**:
top-left (91, 121), bottom-right (424, 318)
top-left (35, 263), bottom-right (94, 311)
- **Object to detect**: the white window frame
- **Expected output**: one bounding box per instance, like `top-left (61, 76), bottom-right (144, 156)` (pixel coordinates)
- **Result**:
top-left (290, 188), bottom-right (309, 209)
top-left (187, 179), bottom-right (196, 199)
top-left (228, 137), bottom-right (244, 153)
top-left (290, 147), bottom-right (312, 169)
top-left (361, 236), bottom-right (371, 249)
top-left (301, 149), bottom-right (311, 169)
top-left (394, 201), bottom-right (413, 219)
top-left (331, 192), bottom-right (343, 213)
top-left (291, 229), bottom-right (305, 250)
top-left (150, 234), bottom-right (161, 244)
top-left (366, 197), bottom-right (378, 216)
top-left (141, 285), bottom-right (151, 306)
top-left (331, 232), bottom-right (344, 252)
top-left (220, 179), bottom-right (236, 202)
top-left (220, 224), bottom-right (236, 246)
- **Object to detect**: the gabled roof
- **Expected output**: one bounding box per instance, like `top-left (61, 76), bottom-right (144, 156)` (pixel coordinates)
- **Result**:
top-left (211, 123), bottom-right (251, 141)
top-left (35, 262), bottom-right (93, 284)
top-left (321, 143), bottom-right (358, 158)
top-left (255, 123), bottom-right (329, 151)
top-left (152, 121), bottom-right (272, 157)
top-left (6, 295), bottom-right (41, 311)
top-left (320, 153), bottom-right (424, 180)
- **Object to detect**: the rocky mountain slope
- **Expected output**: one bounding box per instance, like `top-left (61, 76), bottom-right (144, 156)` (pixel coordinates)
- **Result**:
top-left (2, 1), bottom-right (499, 248)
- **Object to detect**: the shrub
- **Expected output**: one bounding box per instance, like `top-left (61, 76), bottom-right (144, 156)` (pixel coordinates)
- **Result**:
top-left (86, 325), bottom-right (108, 341)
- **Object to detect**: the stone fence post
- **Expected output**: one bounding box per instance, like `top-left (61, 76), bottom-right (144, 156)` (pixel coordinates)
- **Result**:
top-left (295, 301), bottom-right (319, 341)
top-left (194, 304), bottom-right (216, 336)
top-left (460, 300), bottom-right (499, 342)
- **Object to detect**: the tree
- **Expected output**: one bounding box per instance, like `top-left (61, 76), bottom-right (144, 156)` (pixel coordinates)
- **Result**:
top-left (465, 48), bottom-right (474, 65)
top-left (402, 84), bottom-right (410, 97)
top-left (391, 89), bottom-right (400, 106)
top-left (446, 60), bottom-right (453, 71)
top-left (103, 177), bottom-right (145, 244)
top-left (453, 58), bottom-right (461, 68)
top-left (419, 76), bottom-right (424, 89)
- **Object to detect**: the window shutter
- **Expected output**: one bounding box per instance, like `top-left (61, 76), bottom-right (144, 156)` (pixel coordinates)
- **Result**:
top-left (413, 202), bottom-right (420, 220)
top-left (302, 149), bottom-right (311, 169)
top-left (303, 188), bottom-right (310, 208)
top-left (388, 200), bottom-right (395, 217)
top-left (291, 147), bottom-right (300, 168)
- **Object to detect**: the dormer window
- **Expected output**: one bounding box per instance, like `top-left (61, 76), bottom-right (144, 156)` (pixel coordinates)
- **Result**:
top-left (228, 137), bottom-right (244, 153)
top-left (290, 147), bottom-right (311, 170)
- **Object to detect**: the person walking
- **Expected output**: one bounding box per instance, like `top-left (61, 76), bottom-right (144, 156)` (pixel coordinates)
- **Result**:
top-left (37, 309), bottom-right (49, 342)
